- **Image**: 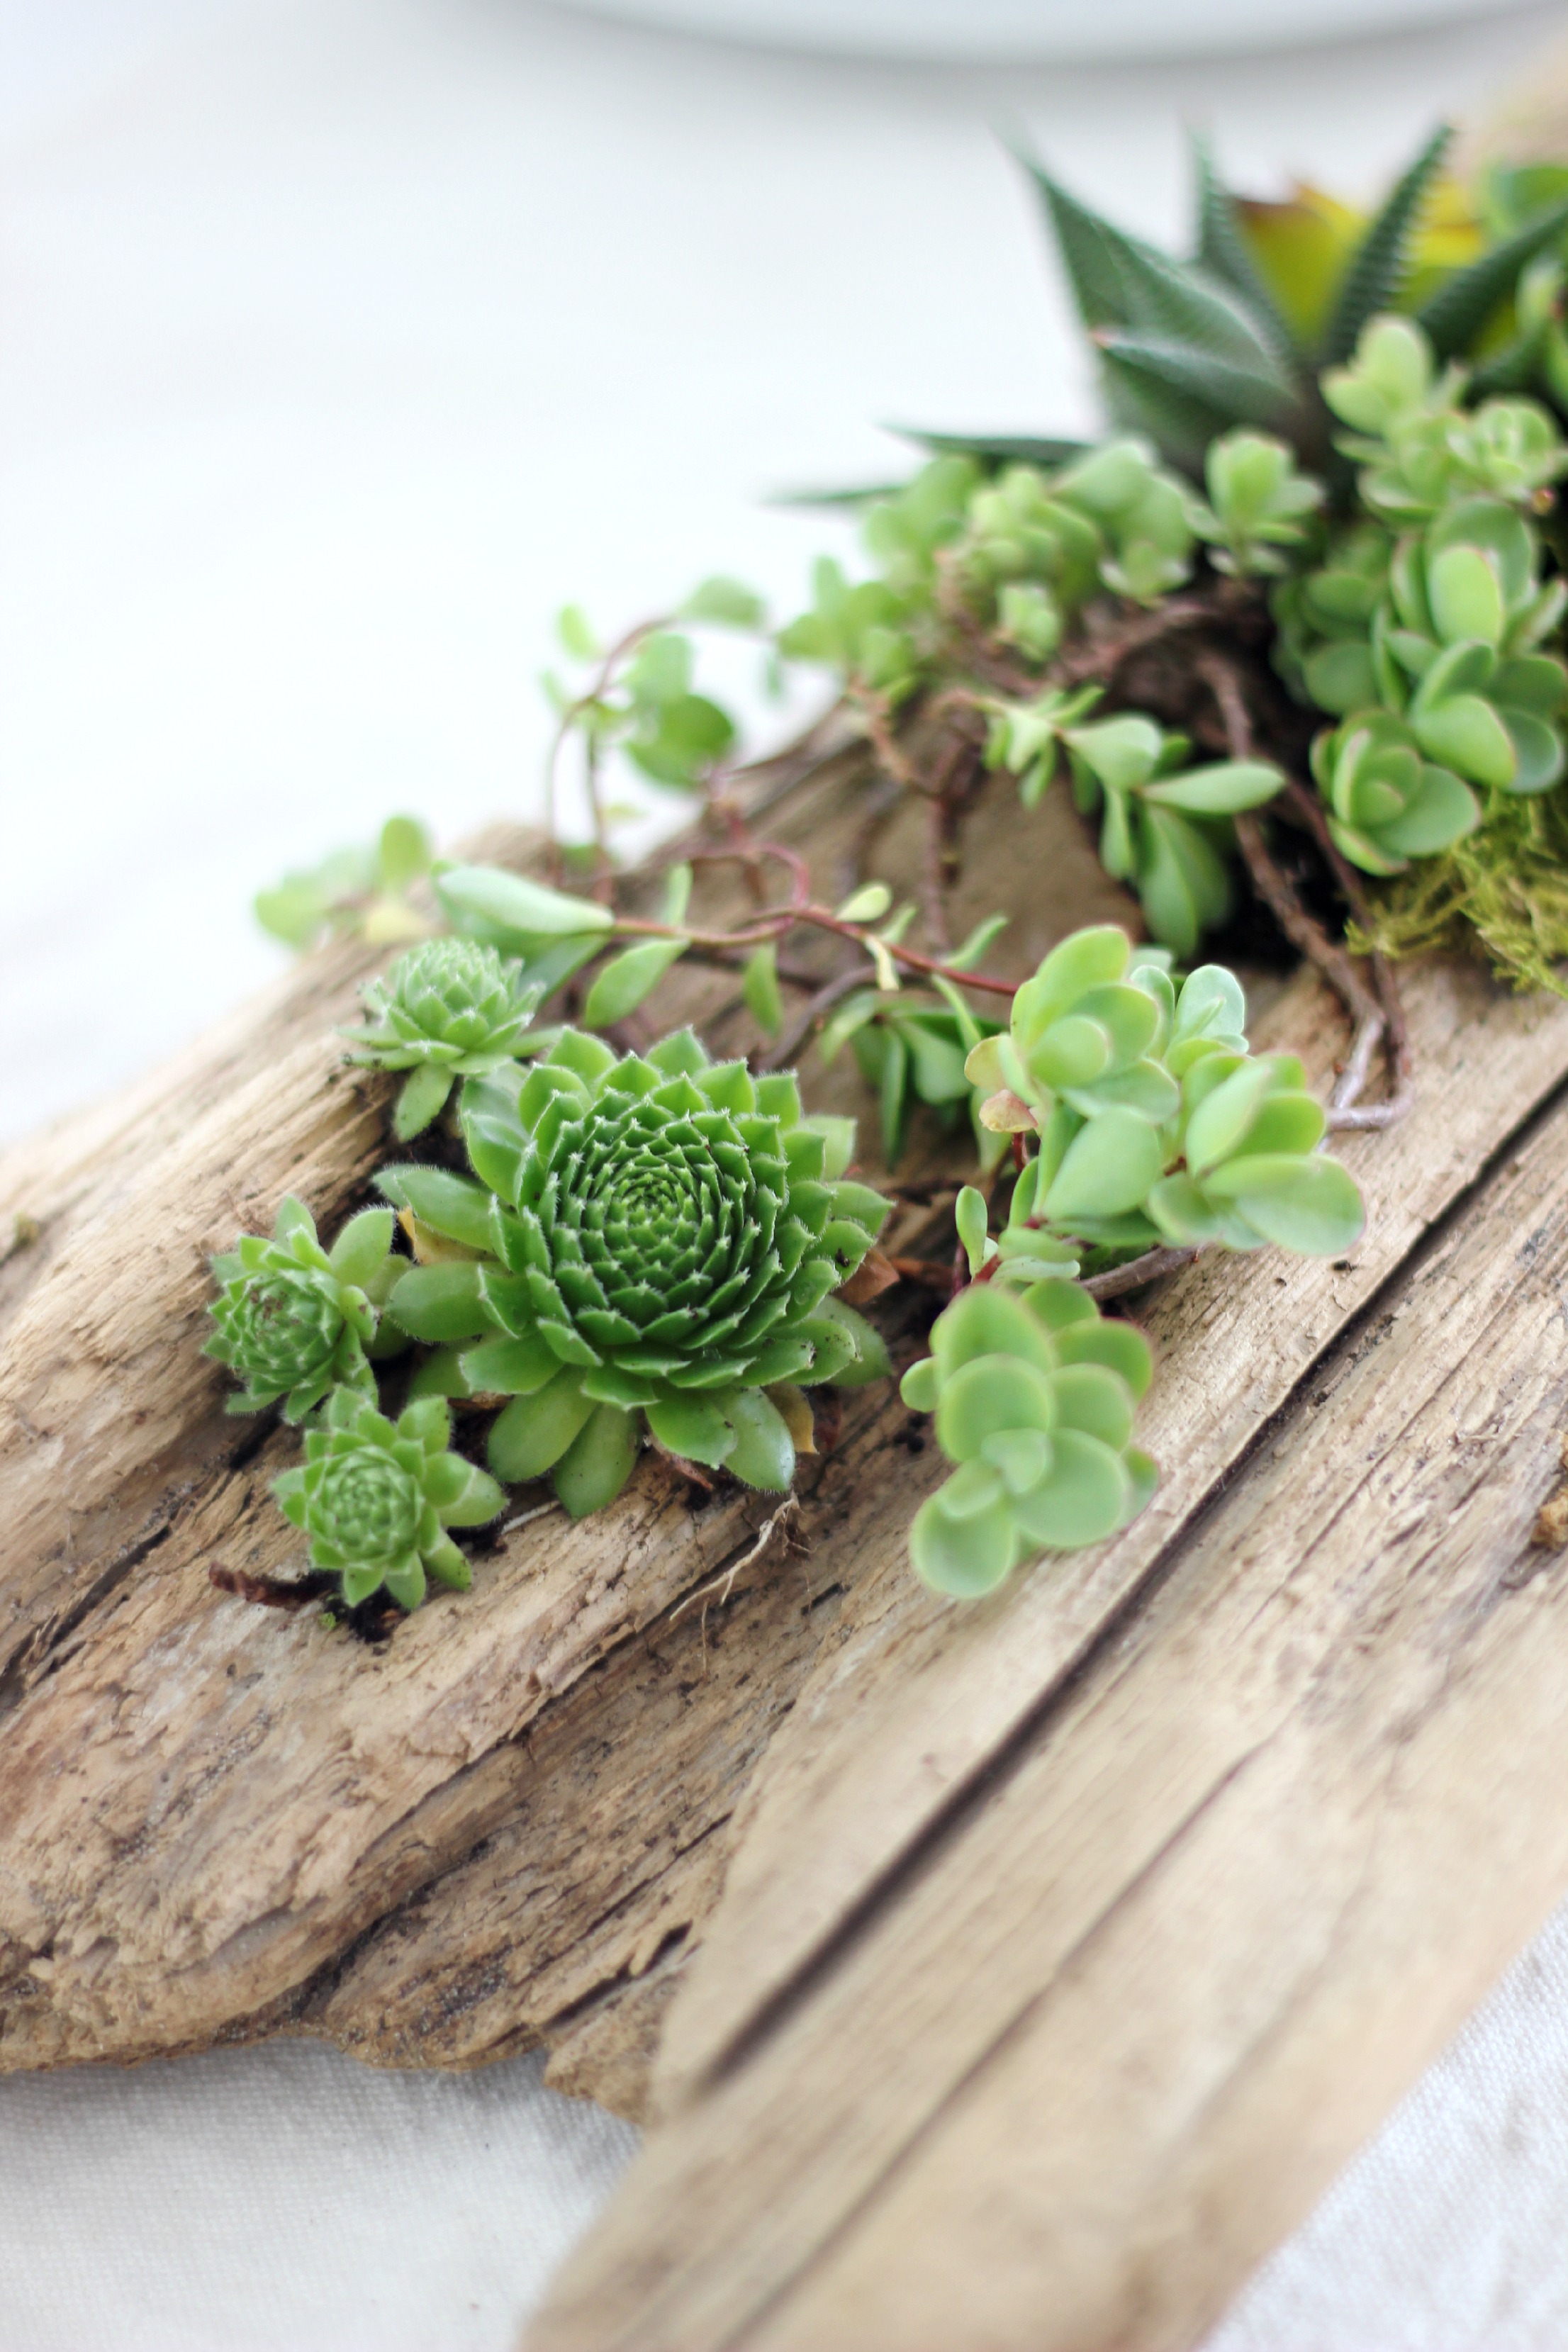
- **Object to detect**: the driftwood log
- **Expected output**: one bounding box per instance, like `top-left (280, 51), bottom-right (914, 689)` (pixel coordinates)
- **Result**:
top-left (8, 740), bottom-right (1568, 2348)
top-left (0, 762), bottom-right (1127, 2099)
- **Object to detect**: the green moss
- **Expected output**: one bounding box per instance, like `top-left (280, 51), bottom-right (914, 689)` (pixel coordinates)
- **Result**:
top-left (1350, 787), bottom-right (1568, 996)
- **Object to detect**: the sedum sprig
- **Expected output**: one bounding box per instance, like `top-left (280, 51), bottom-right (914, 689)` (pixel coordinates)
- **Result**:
top-left (900, 1279), bottom-right (1157, 1598)
top-left (379, 1029), bottom-right (892, 1516)
top-left (206, 1197), bottom-right (400, 1421)
top-left (342, 938), bottom-right (544, 1140)
top-left (272, 1390), bottom-right (505, 1613)
top-left (982, 698), bottom-right (1286, 958)
top-left (964, 926), bottom-right (1365, 1265)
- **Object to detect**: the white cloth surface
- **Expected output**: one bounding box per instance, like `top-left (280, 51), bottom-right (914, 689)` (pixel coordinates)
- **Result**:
top-left (6, 2), bottom-right (1568, 2346)
top-left (0, 2041), bottom-right (636, 2352)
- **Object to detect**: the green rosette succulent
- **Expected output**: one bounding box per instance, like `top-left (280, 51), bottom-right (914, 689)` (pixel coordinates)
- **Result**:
top-left (900, 1279), bottom-right (1158, 1599)
top-left (206, 1197), bottom-right (398, 1421)
top-left (377, 1029), bottom-right (892, 1516)
top-left (963, 928), bottom-right (1365, 1265)
top-left (1309, 710), bottom-right (1482, 874)
top-left (272, 1389), bottom-right (505, 1613)
top-left (342, 938), bottom-right (544, 1141)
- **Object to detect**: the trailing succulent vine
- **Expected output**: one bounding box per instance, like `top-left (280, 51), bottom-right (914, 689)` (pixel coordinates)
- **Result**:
top-left (227, 121), bottom-right (1568, 1622)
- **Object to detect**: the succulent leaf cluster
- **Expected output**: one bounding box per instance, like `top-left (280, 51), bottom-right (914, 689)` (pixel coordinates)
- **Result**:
top-left (1267, 318), bottom-right (1568, 873)
top-left (982, 700), bottom-right (1284, 956)
top-left (965, 926), bottom-right (1364, 1265)
top-left (342, 938), bottom-right (544, 1139)
top-left (206, 1197), bottom-right (398, 1421)
top-left (272, 1390), bottom-right (505, 1612)
top-left (379, 1029), bottom-right (892, 1513)
top-left (900, 1280), bottom-right (1157, 1598)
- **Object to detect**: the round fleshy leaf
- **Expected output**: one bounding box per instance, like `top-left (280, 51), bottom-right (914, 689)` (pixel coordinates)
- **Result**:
top-left (932, 1286), bottom-right (1058, 1378)
top-left (1207, 1153), bottom-right (1365, 1256)
top-left (941, 1457), bottom-right (1008, 1518)
top-left (1030, 1015), bottom-right (1111, 1092)
top-left (1010, 1428), bottom-right (1131, 1550)
top-left (1182, 1058), bottom-right (1277, 1178)
top-left (1410, 693), bottom-right (1516, 790)
top-left (1054, 1318), bottom-right (1152, 1400)
top-left (1426, 544), bottom-right (1504, 648)
top-left (1050, 1363), bottom-right (1135, 1451)
top-left (936, 1353), bottom-right (1058, 1462)
top-left (1503, 710), bottom-right (1566, 796)
top-left (980, 1428), bottom-right (1053, 1496)
top-left (909, 1487), bottom-right (1019, 1598)
top-left (1375, 763), bottom-right (1481, 857)
top-left (1042, 1107), bottom-right (1166, 1226)
top-left (900, 1355), bottom-right (941, 1414)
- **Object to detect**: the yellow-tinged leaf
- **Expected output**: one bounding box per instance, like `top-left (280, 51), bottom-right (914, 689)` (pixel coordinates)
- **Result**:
top-left (1238, 185), bottom-right (1363, 348)
top-left (398, 1209), bottom-right (483, 1266)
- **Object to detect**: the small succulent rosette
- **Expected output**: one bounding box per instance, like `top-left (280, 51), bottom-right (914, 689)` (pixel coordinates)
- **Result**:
top-left (273, 1390), bottom-right (505, 1613)
top-left (206, 1197), bottom-right (399, 1421)
top-left (377, 1027), bottom-right (893, 1516)
top-left (901, 1279), bottom-right (1157, 1599)
top-left (342, 937), bottom-right (544, 1140)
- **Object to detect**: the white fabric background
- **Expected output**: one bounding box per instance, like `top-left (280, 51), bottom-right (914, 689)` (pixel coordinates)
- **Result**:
top-left (6, 1), bottom-right (1568, 2344)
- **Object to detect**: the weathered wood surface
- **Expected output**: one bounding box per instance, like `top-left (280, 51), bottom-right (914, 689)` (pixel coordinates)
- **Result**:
top-left (530, 966), bottom-right (1568, 2351)
top-left (0, 764), bottom-right (1129, 2095)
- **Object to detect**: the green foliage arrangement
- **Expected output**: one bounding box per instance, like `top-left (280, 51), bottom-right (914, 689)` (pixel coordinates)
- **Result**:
top-left (230, 114), bottom-right (1568, 1630)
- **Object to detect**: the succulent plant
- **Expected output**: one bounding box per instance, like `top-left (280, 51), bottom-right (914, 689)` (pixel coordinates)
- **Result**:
top-left (1191, 430), bottom-right (1323, 577)
top-left (982, 700), bottom-right (1284, 957)
top-left (272, 1389), bottom-right (505, 1613)
top-left (342, 938), bottom-right (543, 1141)
top-left (206, 1197), bottom-right (398, 1421)
top-left (963, 927), bottom-right (1364, 1265)
top-left (378, 1029), bottom-right (892, 1515)
top-left (1306, 509), bottom-right (1565, 776)
top-left (900, 1279), bottom-right (1157, 1598)
top-left (1323, 318), bottom-right (1568, 523)
top-left (1309, 711), bottom-right (1482, 874)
